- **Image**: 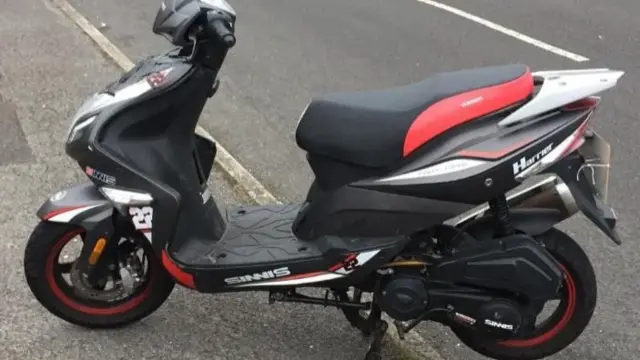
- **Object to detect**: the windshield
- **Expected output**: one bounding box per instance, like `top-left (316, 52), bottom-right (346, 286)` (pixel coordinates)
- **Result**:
top-left (200, 0), bottom-right (235, 15)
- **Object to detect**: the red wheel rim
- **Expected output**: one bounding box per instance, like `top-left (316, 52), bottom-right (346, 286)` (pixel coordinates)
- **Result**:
top-left (500, 264), bottom-right (577, 348)
top-left (45, 229), bottom-right (154, 316)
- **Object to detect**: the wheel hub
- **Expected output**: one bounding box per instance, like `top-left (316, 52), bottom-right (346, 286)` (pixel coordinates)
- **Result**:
top-left (69, 249), bottom-right (146, 303)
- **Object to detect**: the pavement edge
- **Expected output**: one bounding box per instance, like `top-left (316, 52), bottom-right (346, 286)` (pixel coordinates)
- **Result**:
top-left (48, 0), bottom-right (444, 358)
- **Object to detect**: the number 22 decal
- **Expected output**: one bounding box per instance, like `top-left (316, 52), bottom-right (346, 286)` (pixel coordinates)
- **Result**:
top-left (129, 206), bottom-right (153, 243)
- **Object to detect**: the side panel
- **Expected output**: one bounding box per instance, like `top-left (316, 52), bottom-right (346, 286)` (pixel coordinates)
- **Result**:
top-left (295, 107), bottom-right (595, 240)
top-left (293, 185), bottom-right (474, 240)
top-left (190, 241), bottom-right (405, 293)
top-left (306, 153), bottom-right (386, 192)
top-left (353, 108), bottom-right (591, 205)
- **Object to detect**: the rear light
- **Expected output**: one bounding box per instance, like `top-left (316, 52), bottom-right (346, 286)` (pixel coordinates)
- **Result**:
top-left (560, 117), bottom-right (591, 156)
top-left (562, 96), bottom-right (601, 111)
top-left (560, 95), bottom-right (600, 155)
top-left (515, 114), bottom-right (593, 181)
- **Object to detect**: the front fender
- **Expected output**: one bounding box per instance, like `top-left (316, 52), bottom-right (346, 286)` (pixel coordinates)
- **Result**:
top-left (38, 182), bottom-right (114, 229)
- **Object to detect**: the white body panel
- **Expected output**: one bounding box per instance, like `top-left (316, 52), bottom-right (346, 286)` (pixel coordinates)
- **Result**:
top-left (376, 159), bottom-right (487, 184)
top-left (498, 69), bottom-right (624, 128)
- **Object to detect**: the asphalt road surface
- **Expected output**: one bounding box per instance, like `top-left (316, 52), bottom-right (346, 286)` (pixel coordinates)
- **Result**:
top-left (0, 0), bottom-right (412, 359)
top-left (3, 0), bottom-right (639, 359)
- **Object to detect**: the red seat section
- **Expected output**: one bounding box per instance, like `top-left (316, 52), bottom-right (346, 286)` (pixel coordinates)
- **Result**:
top-left (403, 68), bottom-right (533, 156)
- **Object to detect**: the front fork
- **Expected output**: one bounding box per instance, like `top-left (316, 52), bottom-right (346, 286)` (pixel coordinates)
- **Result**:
top-left (75, 212), bottom-right (133, 286)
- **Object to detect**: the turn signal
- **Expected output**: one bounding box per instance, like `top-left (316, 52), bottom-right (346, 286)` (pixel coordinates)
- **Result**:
top-left (88, 238), bottom-right (107, 266)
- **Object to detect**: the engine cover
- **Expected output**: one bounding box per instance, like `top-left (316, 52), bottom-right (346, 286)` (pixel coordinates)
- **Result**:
top-left (380, 274), bottom-right (428, 321)
top-left (430, 233), bottom-right (563, 301)
top-left (477, 300), bottom-right (523, 339)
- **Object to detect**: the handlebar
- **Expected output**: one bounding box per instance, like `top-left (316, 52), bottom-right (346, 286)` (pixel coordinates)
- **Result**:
top-left (205, 13), bottom-right (236, 48)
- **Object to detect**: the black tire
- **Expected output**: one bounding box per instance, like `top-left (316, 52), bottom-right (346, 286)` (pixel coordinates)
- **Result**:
top-left (24, 221), bottom-right (175, 328)
top-left (451, 228), bottom-right (597, 360)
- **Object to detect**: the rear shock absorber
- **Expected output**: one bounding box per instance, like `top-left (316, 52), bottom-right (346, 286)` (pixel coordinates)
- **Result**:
top-left (489, 195), bottom-right (515, 237)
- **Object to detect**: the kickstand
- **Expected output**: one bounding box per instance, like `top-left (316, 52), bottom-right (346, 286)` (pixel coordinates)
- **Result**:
top-left (364, 301), bottom-right (388, 360)
top-left (364, 320), bottom-right (388, 360)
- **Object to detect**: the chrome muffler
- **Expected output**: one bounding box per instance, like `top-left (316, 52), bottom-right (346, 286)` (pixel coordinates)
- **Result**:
top-left (452, 175), bottom-right (578, 228)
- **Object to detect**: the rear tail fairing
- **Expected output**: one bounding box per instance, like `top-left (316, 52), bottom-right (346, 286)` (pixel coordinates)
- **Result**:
top-left (294, 107), bottom-right (591, 240)
top-left (498, 68), bottom-right (624, 127)
top-left (353, 104), bottom-right (594, 205)
top-left (65, 53), bottom-right (226, 255)
top-left (295, 71), bottom-right (619, 239)
top-left (294, 105), bottom-right (532, 239)
top-left (353, 68), bottom-right (623, 205)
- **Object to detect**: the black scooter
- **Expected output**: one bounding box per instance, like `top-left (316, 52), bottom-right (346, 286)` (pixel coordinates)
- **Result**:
top-left (24, 1), bottom-right (623, 359)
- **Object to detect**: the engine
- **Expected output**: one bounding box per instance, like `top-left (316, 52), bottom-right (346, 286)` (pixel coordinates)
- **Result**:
top-left (378, 233), bottom-right (563, 340)
top-left (379, 273), bottom-right (429, 321)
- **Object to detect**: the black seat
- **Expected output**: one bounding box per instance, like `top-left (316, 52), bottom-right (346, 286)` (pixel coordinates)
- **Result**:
top-left (295, 64), bottom-right (530, 168)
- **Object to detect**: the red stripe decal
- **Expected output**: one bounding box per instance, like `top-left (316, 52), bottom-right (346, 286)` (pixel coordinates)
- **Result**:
top-left (43, 206), bottom-right (86, 220)
top-left (457, 139), bottom-right (532, 160)
top-left (161, 250), bottom-right (196, 289)
top-left (329, 252), bottom-right (357, 272)
top-left (403, 68), bottom-right (534, 157)
top-left (328, 263), bottom-right (343, 272)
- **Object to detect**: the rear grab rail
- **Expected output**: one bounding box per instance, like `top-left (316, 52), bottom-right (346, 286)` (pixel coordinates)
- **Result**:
top-left (497, 68), bottom-right (624, 128)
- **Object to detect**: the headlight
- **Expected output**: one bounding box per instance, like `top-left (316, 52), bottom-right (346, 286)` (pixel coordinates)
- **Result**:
top-left (98, 186), bottom-right (153, 215)
top-left (99, 186), bottom-right (153, 206)
top-left (67, 115), bottom-right (97, 143)
top-left (65, 93), bottom-right (113, 143)
top-left (65, 75), bottom-right (158, 143)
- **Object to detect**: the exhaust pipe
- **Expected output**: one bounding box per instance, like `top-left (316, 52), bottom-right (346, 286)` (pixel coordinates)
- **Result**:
top-left (452, 175), bottom-right (578, 228)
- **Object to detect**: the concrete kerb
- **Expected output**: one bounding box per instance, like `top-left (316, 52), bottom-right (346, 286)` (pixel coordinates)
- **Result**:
top-left (49, 0), bottom-right (445, 358)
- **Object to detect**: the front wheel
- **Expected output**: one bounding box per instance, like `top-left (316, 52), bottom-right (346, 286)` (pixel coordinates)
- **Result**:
top-left (451, 228), bottom-right (597, 360)
top-left (24, 221), bottom-right (175, 328)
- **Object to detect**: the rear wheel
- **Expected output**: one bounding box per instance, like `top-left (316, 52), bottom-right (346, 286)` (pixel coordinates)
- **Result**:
top-left (24, 221), bottom-right (175, 328)
top-left (451, 228), bottom-right (597, 360)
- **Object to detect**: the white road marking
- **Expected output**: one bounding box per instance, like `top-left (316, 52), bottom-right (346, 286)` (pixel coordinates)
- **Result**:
top-left (49, 0), bottom-right (443, 359)
top-left (416, 0), bottom-right (590, 62)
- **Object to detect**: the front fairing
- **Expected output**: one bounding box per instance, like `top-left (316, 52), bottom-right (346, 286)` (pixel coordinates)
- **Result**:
top-left (65, 53), bottom-right (193, 150)
top-left (63, 51), bottom-right (219, 256)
